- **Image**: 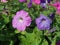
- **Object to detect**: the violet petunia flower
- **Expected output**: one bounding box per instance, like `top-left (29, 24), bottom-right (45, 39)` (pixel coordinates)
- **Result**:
top-left (40, 0), bottom-right (47, 8)
top-left (12, 10), bottom-right (31, 31)
top-left (40, 0), bottom-right (51, 3)
top-left (19, 0), bottom-right (26, 2)
top-left (40, 0), bottom-right (46, 3)
top-left (40, 0), bottom-right (51, 8)
top-left (36, 14), bottom-right (52, 30)
top-left (41, 3), bottom-right (47, 8)
top-left (47, 0), bottom-right (51, 3)
top-left (28, 0), bottom-right (32, 8)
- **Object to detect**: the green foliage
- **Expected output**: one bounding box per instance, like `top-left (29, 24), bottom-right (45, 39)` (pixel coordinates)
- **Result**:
top-left (18, 27), bottom-right (43, 45)
top-left (0, 0), bottom-right (60, 45)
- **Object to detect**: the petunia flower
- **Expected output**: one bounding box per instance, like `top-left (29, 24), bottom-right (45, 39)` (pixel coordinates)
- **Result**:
top-left (36, 14), bottom-right (52, 30)
top-left (40, 3), bottom-right (47, 8)
top-left (40, 0), bottom-right (47, 8)
top-left (40, 0), bottom-right (46, 3)
top-left (40, 0), bottom-right (51, 8)
top-left (47, 0), bottom-right (51, 3)
top-left (12, 10), bottom-right (31, 31)
top-left (27, 0), bottom-right (32, 8)
top-left (1, 0), bottom-right (8, 3)
top-left (50, 2), bottom-right (60, 14)
top-left (32, 0), bottom-right (40, 5)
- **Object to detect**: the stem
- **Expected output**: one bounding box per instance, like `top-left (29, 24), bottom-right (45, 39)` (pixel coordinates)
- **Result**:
top-left (39, 31), bottom-right (44, 45)
top-left (44, 35), bottom-right (52, 45)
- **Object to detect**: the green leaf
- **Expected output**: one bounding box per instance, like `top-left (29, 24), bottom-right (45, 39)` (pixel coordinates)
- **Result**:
top-left (33, 27), bottom-right (42, 36)
top-left (2, 14), bottom-right (9, 24)
top-left (41, 39), bottom-right (48, 45)
top-left (0, 5), bottom-right (4, 10)
top-left (0, 17), bottom-right (5, 29)
top-left (51, 39), bottom-right (56, 45)
top-left (15, 30), bottom-right (20, 34)
top-left (56, 32), bottom-right (60, 37)
top-left (18, 27), bottom-right (43, 45)
top-left (9, 40), bottom-right (14, 45)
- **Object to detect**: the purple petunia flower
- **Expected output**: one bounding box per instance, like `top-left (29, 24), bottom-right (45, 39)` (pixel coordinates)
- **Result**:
top-left (40, 0), bottom-right (47, 8)
top-left (12, 10), bottom-right (31, 31)
top-left (41, 3), bottom-right (47, 8)
top-left (40, 0), bottom-right (51, 3)
top-left (28, 0), bottom-right (32, 8)
top-left (40, 0), bottom-right (51, 8)
top-left (40, 0), bottom-right (46, 3)
top-left (36, 14), bottom-right (52, 30)
top-left (47, 0), bottom-right (51, 3)
top-left (19, 0), bottom-right (26, 2)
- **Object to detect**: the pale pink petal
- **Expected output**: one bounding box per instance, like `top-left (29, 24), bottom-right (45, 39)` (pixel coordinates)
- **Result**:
top-left (17, 22), bottom-right (26, 31)
top-left (1, 0), bottom-right (8, 3)
top-left (25, 16), bottom-right (32, 26)
top-left (16, 10), bottom-right (28, 17)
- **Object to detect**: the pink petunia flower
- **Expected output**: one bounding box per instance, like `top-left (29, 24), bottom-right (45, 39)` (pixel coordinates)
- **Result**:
top-left (12, 10), bottom-right (31, 31)
top-left (50, 2), bottom-right (60, 14)
top-left (32, 0), bottom-right (40, 5)
top-left (1, 0), bottom-right (8, 3)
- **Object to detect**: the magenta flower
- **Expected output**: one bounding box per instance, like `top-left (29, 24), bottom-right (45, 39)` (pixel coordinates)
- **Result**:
top-left (12, 10), bottom-right (31, 31)
top-left (32, 0), bottom-right (40, 5)
top-left (51, 2), bottom-right (60, 14)
top-left (1, 0), bottom-right (8, 3)
top-left (36, 14), bottom-right (52, 30)
top-left (19, 0), bottom-right (26, 2)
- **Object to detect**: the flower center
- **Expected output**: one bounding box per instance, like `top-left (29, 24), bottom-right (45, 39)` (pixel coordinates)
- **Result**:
top-left (19, 18), bottom-right (23, 23)
top-left (41, 18), bottom-right (46, 22)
